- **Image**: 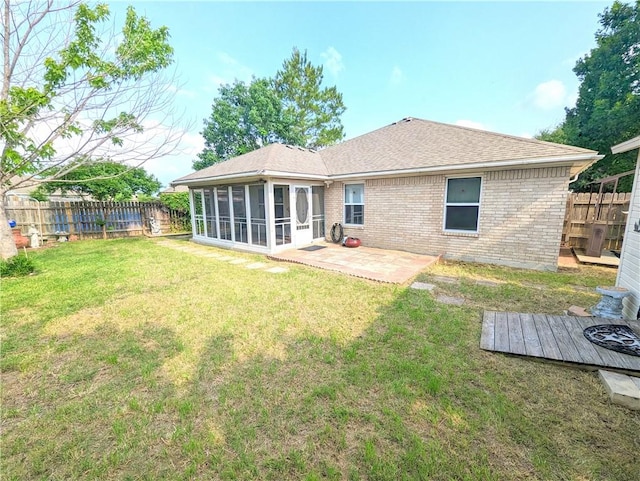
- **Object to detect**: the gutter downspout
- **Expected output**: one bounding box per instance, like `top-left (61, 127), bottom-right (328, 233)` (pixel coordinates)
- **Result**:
top-left (569, 171), bottom-right (581, 184)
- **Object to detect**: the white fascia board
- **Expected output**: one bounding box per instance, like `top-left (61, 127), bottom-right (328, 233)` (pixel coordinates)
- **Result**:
top-left (612, 135), bottom-right (640, 154)
top-left (172, 171), bottom-right (263, 186)
top-left (331, 154), bottom-right (603, 181)
top-left (260, 170), bottom-right (329, 180)
top-left (173, 170), bottom-right (329, 186)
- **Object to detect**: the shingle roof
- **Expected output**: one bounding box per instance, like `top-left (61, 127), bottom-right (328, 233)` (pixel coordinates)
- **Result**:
top-left (321, 118), bottom-right (597, 176)
top-left (174, 117), bottom-right (600, 184)
top-left (174, 143), bottom-right (327, 183)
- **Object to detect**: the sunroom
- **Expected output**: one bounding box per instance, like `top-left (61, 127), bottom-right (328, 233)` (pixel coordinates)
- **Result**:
top-left (188, 180), bottom-right (326, 253)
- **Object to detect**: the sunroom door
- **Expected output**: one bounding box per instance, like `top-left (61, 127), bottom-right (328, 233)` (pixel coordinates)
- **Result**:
top-left (294, 186), bottom-right (313, 246)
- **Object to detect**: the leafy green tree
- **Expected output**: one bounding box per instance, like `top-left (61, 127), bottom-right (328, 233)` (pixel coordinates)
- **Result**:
top-left (159, 192), bottom-right (190, 212)
top-left (194, 47), bottom-right (346, 170)
top-left (194, 78), bottom-right (297, 170)
top-left (537, 1), bottom-right (639, 192)
top-left (1, 1), bottom-right (178, 259)
top-left (535, 126), bottom-right (569, 145)
top-left (37, 160), bottom-right (161, 238)
top-left (37, 160), bottom-right (161, 202)
top-left (273, 48), bottom-right (346, 149)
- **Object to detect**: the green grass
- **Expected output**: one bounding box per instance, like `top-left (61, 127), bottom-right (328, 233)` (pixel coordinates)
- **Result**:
top-left (1, 238), bottom-right (636, 480)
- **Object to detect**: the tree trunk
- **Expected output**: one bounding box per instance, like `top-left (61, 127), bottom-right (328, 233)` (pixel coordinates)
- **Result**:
top-left (0, 191), bottom-right (18, 260)
top-left (101, 204), bottom-right (110, 240)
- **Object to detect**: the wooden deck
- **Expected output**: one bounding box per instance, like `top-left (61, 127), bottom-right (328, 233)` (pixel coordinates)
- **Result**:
top-left (573, 248), bottom-right (620, 267)
top-left (481, 312), bottom-right (640, 372)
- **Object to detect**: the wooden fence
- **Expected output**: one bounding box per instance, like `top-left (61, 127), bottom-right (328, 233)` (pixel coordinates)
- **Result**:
top-left (562, 192), bottom-right (632, 250)
top-left (4, 197), bottom-right (190, 241)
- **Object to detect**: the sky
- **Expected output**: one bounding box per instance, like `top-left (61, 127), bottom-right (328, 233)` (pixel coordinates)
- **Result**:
top-left (107, 1), bottom-right (612, 188)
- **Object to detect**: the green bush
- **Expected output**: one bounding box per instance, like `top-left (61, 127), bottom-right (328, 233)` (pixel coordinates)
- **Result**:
top-left (159, 192), bottom-right (189, 212)
top-left (0, 254), bottom-right (36, 277)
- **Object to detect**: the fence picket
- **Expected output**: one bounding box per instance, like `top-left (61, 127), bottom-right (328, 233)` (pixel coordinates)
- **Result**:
top-left (562, 192), bottom-right (632, 250)
top-left (4, 198), bottom-right (190, 241)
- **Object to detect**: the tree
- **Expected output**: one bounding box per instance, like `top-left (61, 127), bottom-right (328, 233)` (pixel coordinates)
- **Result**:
top-left (37, 160), bottom-right (161, 201)
top-left (194, 47), bottom-right (346, 170)
top-left (1, 1), bottom-right (181, 259)
top-left (536, 1), bottom-right (640, 192)
top-left (273, 48), bottom-right (346, 149)
top-left (194, 78), bottom-right (298, 170)
top-left (38, 160), bottom-right (161, 240)
top-left (36, 159), bottom-right (161, 238)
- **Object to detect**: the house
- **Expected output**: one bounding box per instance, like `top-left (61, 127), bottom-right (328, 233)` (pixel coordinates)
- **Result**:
top-left (611, 135), bottom-right (640, 320)
top-left (172, 117), bottom-right (602, 270)
top-left (160, 184), bottom-right (189, 194)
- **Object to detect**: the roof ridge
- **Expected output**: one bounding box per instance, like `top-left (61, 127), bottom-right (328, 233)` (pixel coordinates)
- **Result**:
top-left (327, 116), bottom-right (596, 155)
top-left (409, 117), bottom-right (596, 153)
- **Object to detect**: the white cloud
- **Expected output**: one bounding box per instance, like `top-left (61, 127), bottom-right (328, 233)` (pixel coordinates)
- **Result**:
top-left (455, 119), bottom-right (487, 130)
top-left (167, 84), bottom-right (197, 99)
top-left (530, 80), bottom-right (568, 110)
top-left (389, 66), bottom-right (404, 86)
top-left (321, 47), bottom-right (344, 77)
top-left (206, 52), bottom-right (254, 91)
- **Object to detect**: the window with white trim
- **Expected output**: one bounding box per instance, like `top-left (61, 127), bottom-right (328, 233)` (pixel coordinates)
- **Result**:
top-left (344, 184), bottom-right (364, 225)
top-left (444, 177), bottom-right (481, 232)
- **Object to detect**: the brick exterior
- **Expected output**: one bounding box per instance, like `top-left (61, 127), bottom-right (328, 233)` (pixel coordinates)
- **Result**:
top-left (325, 166), bottom-right (571, 271)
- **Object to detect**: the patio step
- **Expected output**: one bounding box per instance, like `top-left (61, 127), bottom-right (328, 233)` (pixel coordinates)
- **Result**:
top-left (598, 370), bottom-right (640, 410)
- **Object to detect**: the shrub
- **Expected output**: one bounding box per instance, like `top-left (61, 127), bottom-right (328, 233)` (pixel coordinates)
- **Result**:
top-left (0, 255), bottom-right (36, 277)
top-left (159, 192), bottom-right (189, 212)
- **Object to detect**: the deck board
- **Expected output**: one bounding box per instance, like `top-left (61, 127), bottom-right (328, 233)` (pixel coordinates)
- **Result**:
top-left (494, 312), bottom-right (511, 352)
top-left (564, 316), bottom-right (604, 366)
top-left (519, 313), bottom-right (544, 357)
top-left (532, 314), bottom-right (562, 360)
top-left (507, 312), bottom-right (526, 355)
top-left (545, 314), bottom-right (583, 363)
top-left (480, 311), bottom-right (496, 350)
top-left (481, 312), bottom-right (640, 373)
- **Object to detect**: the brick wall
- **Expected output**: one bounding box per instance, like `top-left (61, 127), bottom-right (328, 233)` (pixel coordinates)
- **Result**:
top-left (324, 166), bottom-right (570, 270)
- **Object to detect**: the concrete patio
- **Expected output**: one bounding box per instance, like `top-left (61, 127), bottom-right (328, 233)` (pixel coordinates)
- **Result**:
top-left (268, 242), bottom-right (441, 283)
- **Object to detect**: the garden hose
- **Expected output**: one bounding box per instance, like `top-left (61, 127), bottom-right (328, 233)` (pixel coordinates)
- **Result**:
top-left (330, 222), bottom-right (343, 243)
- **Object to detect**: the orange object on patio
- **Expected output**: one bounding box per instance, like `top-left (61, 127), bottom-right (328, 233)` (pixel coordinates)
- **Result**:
top-left (344, 237), bottom-right (361, 248)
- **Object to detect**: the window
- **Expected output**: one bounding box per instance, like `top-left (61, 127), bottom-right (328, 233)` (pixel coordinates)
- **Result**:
top-left (217, 187), bottom-right (232, 240)
top-left (203, 189), bottom-right (217, 238)
top-left (312, 186), bottom-right (325, 238)
top-left (232, 186), bottom-right (248, 243)
top-left (249, 184), bottom-right (267, 246)
top-left (444, 177), bottom-right (481, 232)
top-left (344, 184), bottom-right (364, 225)
top-left (192, 189), bottom-right (205, 236)
top-left (274, 185), bottom-right (291, 245)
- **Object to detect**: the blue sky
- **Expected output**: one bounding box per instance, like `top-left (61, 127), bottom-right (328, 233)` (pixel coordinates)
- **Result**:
top-left (109, 1), bottom-right (611, 188)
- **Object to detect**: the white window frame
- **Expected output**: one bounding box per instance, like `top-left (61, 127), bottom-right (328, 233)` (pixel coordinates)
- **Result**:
top-left (443, 176), bottom-right (482, 234)
top-left (344, 183), bottom-right (364, 226)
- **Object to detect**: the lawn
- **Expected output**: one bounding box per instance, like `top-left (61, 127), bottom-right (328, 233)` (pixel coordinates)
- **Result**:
top-left (1, 238), bottom-right (638, 480)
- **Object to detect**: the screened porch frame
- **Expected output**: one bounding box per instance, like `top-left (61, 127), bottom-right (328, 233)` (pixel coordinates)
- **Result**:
top-left (189, 180), bottom-right (325, 253)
